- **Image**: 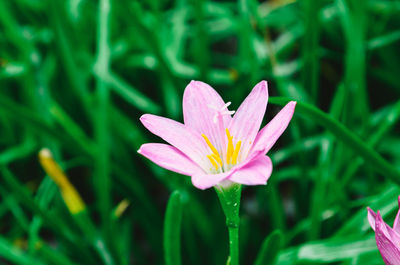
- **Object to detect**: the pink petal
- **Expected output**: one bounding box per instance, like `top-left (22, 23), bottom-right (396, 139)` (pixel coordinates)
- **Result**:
top-left (140, 114), bottom-right (209, 169)
top-left (191, 171), bottom-right (232, 190)
top-left (377, 211), bottom-right (400, 243)
top-left (375, 211), bottom-right (400, 265)
top-left (250, 101), bottom-right (296, 155)
top-left (393, 196), bottom-right (400, 233)
top-left (367, 207), bottom-right (377, 231)
top-left (138, 143), bottom-right (204, 176)
top-left (191, 150), bottom-right (264, 190)
top-left (228, 81), bottom-right (269, 160)
top-left (229, 155), bottom-right (273, 185)
top-left (183, 81), bottom-right (230, 149)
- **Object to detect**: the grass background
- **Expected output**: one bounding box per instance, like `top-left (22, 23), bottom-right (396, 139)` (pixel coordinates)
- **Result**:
top-left (0, 0), bottom-right (400, 264)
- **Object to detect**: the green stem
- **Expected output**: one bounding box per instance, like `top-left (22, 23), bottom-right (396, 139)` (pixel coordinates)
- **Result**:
top-left (228, 226), bottom-right (239, 265)
top-left (215, 183), bottom-right (242, 265)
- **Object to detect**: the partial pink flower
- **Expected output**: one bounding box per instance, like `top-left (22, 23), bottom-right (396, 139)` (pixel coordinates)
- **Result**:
top-left (138, 80), bottom-right (296, 190)
top-left (368, 196), bottom-right (400, 265)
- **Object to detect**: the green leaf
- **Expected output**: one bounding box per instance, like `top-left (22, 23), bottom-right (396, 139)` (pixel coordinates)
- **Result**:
top-left (278, 236), bottom-right (378, 264)
top-left (254, 230), bottom-right (283, 265)
top-left (269, 97), bottom-right (400, 185)
top-left (0, 237), bottom-right (46, 265)
top-left (164, 190), bottom-right (183, 265)
top-left (297, 236), bottom-right (377, 262)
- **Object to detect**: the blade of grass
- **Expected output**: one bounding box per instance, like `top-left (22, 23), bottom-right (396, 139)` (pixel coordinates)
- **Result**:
top-left (28, 176), bottom-right (57, 253)
top-left (269, 97), bottom-right (400, 184)
top-left (301, 0), bottom-right (320, 103)
top-left (0, 139), bottom-right (36, 165)
top-left (0, 96), bottom-right (91, 157)
top-left (129, 2), bottom-right (181, 118)
top-left (339, 100), bottom-right (400, 189)
top-left (164, 190), bottom-right (183, 265)
top-left (264, 176), bottom-right (286, 232)
top-left (49, 101), bottom-right (97, 156)
top-left (0, 186), bottom-right (29, 231)
top-left (37, 244), bottom-right (79, 265)
top-left (94, 0), bottom-right (112, 232)
top-left (337, 0), bottom-right (369, 128)
top-left (98, 72), bottom-right (161, 114)
top-left (254, 230), bottom-right (283, 265)
top-left (367, 30), bottom-right (400, 50)
top-left (47, 0), bottom-right (93, 115)
top-left (0, 166), bottom-right (97, 264)
top-left (0, 236), bottom-right (46, 265)
top-left (335, 185), bottom-right (400, 236)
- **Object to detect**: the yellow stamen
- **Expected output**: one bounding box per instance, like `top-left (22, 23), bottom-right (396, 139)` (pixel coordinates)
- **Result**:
top-left (225, 128), bottom-right (234, 164)
top-left (207, 155), bottom-right (219, 171)
top-left (231, 141), bottom-right (242, 165)
top-left (39, 148), bottom-right (86, 214)
top-left (202, 134), bottom-right (220, 157)
top-left (211, 153), bottom-right (223, 166)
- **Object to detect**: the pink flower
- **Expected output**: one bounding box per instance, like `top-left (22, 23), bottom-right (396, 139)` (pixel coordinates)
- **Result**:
top-left (138, 81), bottom-right (296, 190)
top-left (368, 197), bottom-right (400, 265)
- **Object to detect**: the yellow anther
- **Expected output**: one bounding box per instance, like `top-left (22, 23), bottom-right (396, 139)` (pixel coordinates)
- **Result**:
top-left (225, 128), bottom-right (234, 164)
top-left (231, 141), bottom-right (242, 165)
top-left (202, 134), bottom-right (220, 157)
top-left (211, 153), bottom-right (223, 166)
top-left (39, 148), bottom-right (85, 214)
top-left (207, 155), bottom-right (219, 171)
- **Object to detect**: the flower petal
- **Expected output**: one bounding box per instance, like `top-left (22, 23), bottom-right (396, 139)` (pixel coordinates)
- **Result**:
top-left (183, 80), bottom-right (230, 151)
top-left (140, 114), bottom-right (209, 169)
top-left (229, 155), bottom-right (272, 185)
top-left (251, 101), bottom-right (296, 155)
top-left (191, 171), bottom-right (232, 190)
top-left (228, 81), bottom-right (269, 161)
top-left (191, 150), bottom-right (265, 189)
top-left (367, 207), bottom-right (377, 231)
top-left (375, 211), bottom-right (400, 265)
top-left (138, 143), bottom-right (204, 176)
top-left (393, 196), bottom-right (400, 233)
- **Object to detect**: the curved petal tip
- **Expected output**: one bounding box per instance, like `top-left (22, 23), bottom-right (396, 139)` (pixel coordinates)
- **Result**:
top-left (256, 80), bottom-right (268, 91)
top-left (139, 114), bottom-right (150, 124)
top-left (367, 207), bottom-right (377, 231)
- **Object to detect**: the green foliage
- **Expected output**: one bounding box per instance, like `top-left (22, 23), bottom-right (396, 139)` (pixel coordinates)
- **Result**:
top-left (254, 230), bottom-right (283, 265)
top-left (0, 0), bottom-right (399, 264)
top-left (164, 191), bottom-right (183, 265)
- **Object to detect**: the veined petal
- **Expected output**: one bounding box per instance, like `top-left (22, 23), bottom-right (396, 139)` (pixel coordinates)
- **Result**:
top-left (191, 171), bottom-right (232, 190)
top-left (393, 196), bottom-right (400, 233)
top-left (375, 211), bottom-right (400, 265)
top-left (138, 143), bottom-right (204, 176)
top-left (368, 207), bottom-right (400, 244)
top-left (191, 150), bottom-right (264, 190)
top-left (183, 80), bottom-right (230, 151)
top-left (229, 155), bottom-right (272, 185)
top-left (367, 207), bottom-right (377, 231)
top-left (250, 101), bottom-right (296, 155)
top-left (140, 114), bottom-right (209, 169)
top-left (228, 81), bottom-right (269, 161)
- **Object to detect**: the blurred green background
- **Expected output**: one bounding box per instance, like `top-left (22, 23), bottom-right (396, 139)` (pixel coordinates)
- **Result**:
top-left (0, 0), bottom-right (400, 264)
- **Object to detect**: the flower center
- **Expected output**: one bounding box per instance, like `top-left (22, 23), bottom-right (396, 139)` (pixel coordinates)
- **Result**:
top-left (201, 128), bottom-right (242, 173)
